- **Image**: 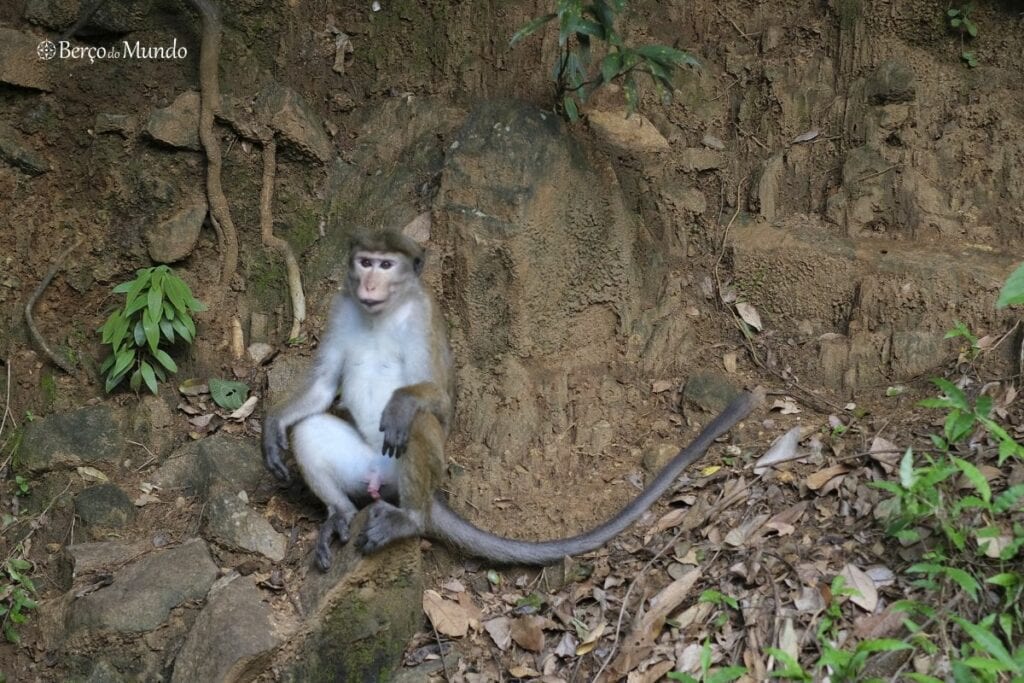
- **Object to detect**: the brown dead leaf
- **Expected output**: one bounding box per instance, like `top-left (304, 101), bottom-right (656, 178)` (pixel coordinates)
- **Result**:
top-left (724, 514), bottom-right (770, 547)
top-left (778, 618), bottom-right (800, 664)
top-left (839, 564), bottom-right (878, 612)
top-left (484, 616), bottom-right (512, 651)
top-left (806, 464), bottom-right (849, 491)
top-left (764, 502), bottom-right (807, 536)
top-left (508, 663), bottom-right (541, 678)
top-left (76, 466), bottom-right (109, 482)
top-left (510, 615), bottom-right (546, 652)
top-left (754, 427), bottom-right (802, 474)
top-left (456, 591), bottom-right (482, 627)
top-left (854, 606), bottom-right (905, 639)
top-left (736, 301), bottom-right (762, 331)
top-left (627, 660), bottom-right (675, 683)
top-left (723, 352), bottom-right (738, 374)
top-left (228, 395), bottom-right (258, 420)
top-left (423, 589), bottom-right (470, 637)
top-left (554, 631), bottom-right (579, 658)
top-left (651, 380), bottom-right (674, 394)
top-left (869, 436), bottom-right (901, 470)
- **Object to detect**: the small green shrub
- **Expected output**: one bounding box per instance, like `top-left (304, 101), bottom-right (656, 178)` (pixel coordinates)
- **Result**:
top-left (511, 0), bottom-right (699, 121)
top-left (0, 556), bottom-right (37, 643)
top-left (98, 265), bottom-right (205, 394)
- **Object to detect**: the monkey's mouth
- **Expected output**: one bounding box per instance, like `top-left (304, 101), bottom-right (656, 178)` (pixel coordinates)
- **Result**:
top-left (360, 298), bottom-right (386, 310)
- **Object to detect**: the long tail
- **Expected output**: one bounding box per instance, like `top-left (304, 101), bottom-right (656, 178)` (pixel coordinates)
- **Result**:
top-left (425, 389), bottom-right (762, 565)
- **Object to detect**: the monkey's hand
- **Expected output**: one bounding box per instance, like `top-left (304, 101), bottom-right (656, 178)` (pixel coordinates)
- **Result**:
top-left (262, 414), bottom-right (291, 481)
top-left (379, 391), bottom-right (418, 457)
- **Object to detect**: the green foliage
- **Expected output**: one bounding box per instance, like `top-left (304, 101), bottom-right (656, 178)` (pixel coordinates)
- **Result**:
top-left (944, 320), bottom-right (980, 361)
top-left (947, 4), bottom-right (979, 38)
top-left (12, 475), bottom-right (29, 497)
top-left (669, 592), bottom-right (747, 682)
top-left (997, 261), bottom-right (1024, 308)
top-left (98, 265), bottom-right (205, 395)
top-left (0, 555), bottom-right (37, 643)
top-left (208, 378), bottom-right (249, 411)
top-left (511, 0), bottom-right (699, 121)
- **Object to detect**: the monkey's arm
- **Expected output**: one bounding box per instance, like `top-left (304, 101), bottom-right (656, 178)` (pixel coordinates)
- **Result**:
top-left (262, 299), bottom-right (349, 480)
top-left (379, 382), bottom-right (451, 457)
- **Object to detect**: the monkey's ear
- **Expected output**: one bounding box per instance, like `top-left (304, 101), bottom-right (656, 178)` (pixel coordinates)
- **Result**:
top-left (401, 211), bottom-right (431, 244)
top-left (412, 256), bottom-right (425, 276)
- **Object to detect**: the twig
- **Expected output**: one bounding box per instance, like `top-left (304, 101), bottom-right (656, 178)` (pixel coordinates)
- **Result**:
top-left (25, 237), bottom-right (83, 374)
top-left (430, 621), bottom-right (451, 683)
top-left (127, 440), bottom-right (158, 471)
top-left (593, 529), bottom-right (683, 681)
top-left (189, 0), bottom-right (239, 292)
top-left (0, 359), bottom-right (13, 438)
top-left (259, 138), bottom-right (307, 341)
top-left (716, 7), bottom-right (753, 42)
top-left (855, 166), bottom-right (896, 183)
top-left (736, 125), bottom-right (769, 151)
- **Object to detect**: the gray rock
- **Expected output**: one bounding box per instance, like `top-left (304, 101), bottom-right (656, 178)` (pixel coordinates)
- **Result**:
top-left (254, 82), bottom-right (332, 163)
top-left (206, 491), bottom-right (287, 561)
top-left (0, 28), bottom-right (52, 91)
top-left (642, 443), bottom-right (679, 484)
top-left (61, 540), bottom-right (150, 587)
top-left (84, 660), bottom-right (126, 683)
top-left (20, 405), bottom-right (126, 474)
top-left (0, 120), bottom-right (49, 175)
top-left (266, 354), bottom-right (308, 405)
top-left (679, 147), bottom-right (723, 172)
top-left (145, 90), bottom-right (200, 151)
top-left (74, 484), bottom-right (136, 530)
top-left (701, 133), bottom-right (726, 150)
top-left (682, 371), bottom-right (740, 413)
top-left (866, 60), bottom-right (915, 105)
top-left (281, 512), bottom-right (422, 682)
top-left (68, 538), bottom-right (218, 634)
top-left (153, 433), bottom-right (264, 498)
top-left (171, 575), bottom-right (284, 682)
top-left (128, 394), bottom-right (176, 463)
top-left (145, 199), bottom-right (207, 263)
top-left (24, 0), bottom-right (79, 30)
top-left (94, 113), bottom-right (137, 137)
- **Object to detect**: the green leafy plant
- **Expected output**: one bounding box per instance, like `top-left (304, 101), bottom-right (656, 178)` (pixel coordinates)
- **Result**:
top-left (0, 556), bottom-right (37, 643)
top-left (98, 265), bottom-right (205, 394)
top-left (12, 475), bottom-right (29, 497)
top-left (997, 261), bottom-right (1024, 308)
top-left (945, 320), bottom-right (980, 361)
top-left (947, 4), bottom-right (980, 68)
top-left (668, 591), bottom-right (746, 683)
top-left (511, 0), bottom-right (699, 121)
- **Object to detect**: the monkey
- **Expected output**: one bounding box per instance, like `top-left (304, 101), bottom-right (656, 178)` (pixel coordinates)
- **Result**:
top-left (263, 226), bottom-right (761, 570)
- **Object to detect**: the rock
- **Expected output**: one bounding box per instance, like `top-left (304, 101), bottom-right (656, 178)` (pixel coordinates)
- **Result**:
top-left (0, 120), bottom-right (50, 175)
top-left (128, 394), bottom-right (175, 462)
top-left (589, 419), bottom-right (614, 452)
top-left (171, 575), bottom-right (285, 682)
top-left (24, 0), bottom-right (79, 30)
top-left (94, 113), bottom-right (137, 137)
top-left (145, 90), bottom-right (200, 151)
top-left (641, 443), bottom-right (678, 484)
top-left (0, 28), bottom-right (52, 91)
top-left (152, 433), bottom-right (264, 498)
top-left (266, 354), bottom-right (308, 404)
top-left (254, 82), bottom-right (332, 162)
top-left (701, 133), bottom-right (725, 150)
top-left (280, 512), bottom-right (422, 682)
top-left (61, 540), bottom-right (150, 588)
top-left (247, 342), bottom-right (274, 364)
top-left (866, 60), bottom-right (915, 105)
top-left (679, 147), bottom-right (723, 172)
top-left (205, 491), bottom-right (287, 561)
top-left (587, 110), bottom-right (670, 153)
top-left (144, 199), bottom-right (207, 263)
top-left (20, 405), bottom-right (126, 473)
top-left (74, 484), bottom-right (136, 530)
top-left (83, 660), bottom-right (126, 683)
top-left (249, 312), bottom-right (270, 344)
top-left (68, 538), bottom-right (218, 634)
top-left (682, 371), bottom-right (740, 413)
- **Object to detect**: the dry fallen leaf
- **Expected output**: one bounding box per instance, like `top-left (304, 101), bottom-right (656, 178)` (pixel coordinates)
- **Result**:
top-left (510, 615), bottom-right (546, 652)
top-left (133, 493), bottom-right (160, 507)
top-left (778, 617), bottom-right (800, 663)
top-left (792, 128), bottom-right (820, 143)
top-left (839, 564), bottom-right (878, 612)
top-left (575, 621), bottom-right (605, 656)
top-left (228, 395), bottom-right (258, 420)
top-left (754, 427), bottom-right (802, 474)
top-left (76, 466), bottom-right (109, 482)
top-left (651, 380), bottom-right (674, 394)
top-left (484, 617), bottom-right (512, 651)
top-left (423, 589), bottom-right (470, 638)
top-left (508, 664), bottom-right (541, 678)
top-left (806, 464), bottom-right (850, 491)
top-left (735, 301), bottom-right (763, 331)
top-left (723, 351), bottom-right (738, 374)
top-left (770, 398), bottom-right (801, 414)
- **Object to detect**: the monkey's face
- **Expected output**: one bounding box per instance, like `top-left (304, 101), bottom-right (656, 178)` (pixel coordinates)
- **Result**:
top-left (350, 250), bottom-right (414, 314)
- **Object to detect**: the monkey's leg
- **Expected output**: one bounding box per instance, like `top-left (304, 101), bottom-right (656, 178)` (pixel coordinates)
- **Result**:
top-left (358, 412), bottom-right (445, 554)
top-left (292, 414), bottom-right (369, 570)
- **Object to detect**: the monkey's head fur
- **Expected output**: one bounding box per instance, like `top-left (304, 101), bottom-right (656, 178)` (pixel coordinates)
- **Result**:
top-left (347, 227), bottom-right (427, 314)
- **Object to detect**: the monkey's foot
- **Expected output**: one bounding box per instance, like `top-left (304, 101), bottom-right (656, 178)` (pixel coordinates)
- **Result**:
top-left (315, 510), bottom-right (354, 571)
top-left (356, 501), bottom-right (421, 554)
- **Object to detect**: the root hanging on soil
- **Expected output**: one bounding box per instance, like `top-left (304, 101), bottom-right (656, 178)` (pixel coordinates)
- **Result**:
top-left (259, 138), bottom-right (306, 340)
top-left (189, 0), bottom-right (239, 294)
top-left (25, 237), bottom-right (83, 375)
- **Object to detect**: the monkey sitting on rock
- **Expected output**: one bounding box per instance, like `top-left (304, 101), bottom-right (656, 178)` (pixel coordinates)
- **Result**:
top-left (263, 225), bottom-right (760, 570)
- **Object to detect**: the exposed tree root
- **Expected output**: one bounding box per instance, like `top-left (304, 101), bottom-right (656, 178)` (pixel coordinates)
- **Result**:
top-left (259, 138), bottom-right (306, 340)
top-left (25, 237), bottom-right (83, 374)
top-left (189, 0), bottom-right (239, 294)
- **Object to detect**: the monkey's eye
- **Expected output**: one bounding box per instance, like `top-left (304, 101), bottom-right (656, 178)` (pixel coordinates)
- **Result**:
top-left (379, 260), bottom-right (394, 270)
top-left (359, 258), bottom-right (373, 268)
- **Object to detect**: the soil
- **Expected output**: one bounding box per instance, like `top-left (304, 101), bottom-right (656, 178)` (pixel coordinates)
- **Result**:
top-left (2, 0), bottom-right (1024, 680)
